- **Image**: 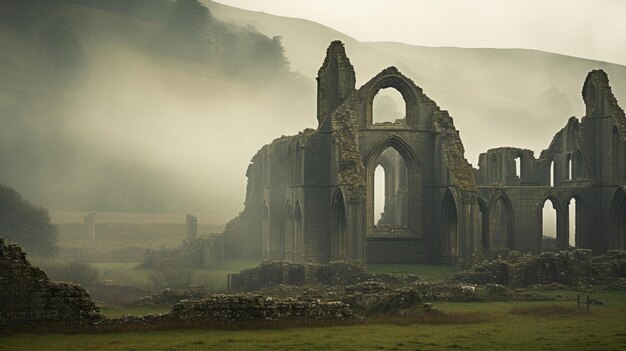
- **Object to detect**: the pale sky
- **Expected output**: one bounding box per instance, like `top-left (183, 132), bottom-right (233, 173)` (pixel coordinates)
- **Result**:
top-left (216, 0), bottom-right (626, 65)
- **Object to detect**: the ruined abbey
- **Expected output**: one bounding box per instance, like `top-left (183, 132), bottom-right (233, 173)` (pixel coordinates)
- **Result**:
top-left (223, 41), bottom-right (626, 264)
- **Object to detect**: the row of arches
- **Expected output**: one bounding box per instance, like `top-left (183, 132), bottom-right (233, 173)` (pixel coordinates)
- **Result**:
top-left (474, 194), bottom-right (584, 253)
top-left (265, 200), bottom-right (304, 261)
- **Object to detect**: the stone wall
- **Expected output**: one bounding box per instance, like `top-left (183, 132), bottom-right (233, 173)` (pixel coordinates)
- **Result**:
top-left (0, 238), bottom-right (101, 328)
top-left (454, 250), bottom-right (626, 288)
top-left (228, 260), bottom-right (418, 291)
top-left (170, 293), bottom-right (354, 322)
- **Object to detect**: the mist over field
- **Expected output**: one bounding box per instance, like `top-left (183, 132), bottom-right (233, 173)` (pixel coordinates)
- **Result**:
top-left (1, 0), bottom-right (625, 224)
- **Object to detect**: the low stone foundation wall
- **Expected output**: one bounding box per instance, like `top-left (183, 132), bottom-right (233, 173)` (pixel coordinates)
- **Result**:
top-left (228, 260), bottom-right (418, 291)
top-left (454, 250), bottom-right (626, 288)
top-left (0, 238), bottom-right (101, 328)
top-left (170, 293), bottom-right (354, 322)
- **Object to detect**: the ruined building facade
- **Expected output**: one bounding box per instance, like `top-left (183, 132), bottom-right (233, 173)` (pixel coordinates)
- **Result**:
top-left (223, 41), bottom-right (626, 264)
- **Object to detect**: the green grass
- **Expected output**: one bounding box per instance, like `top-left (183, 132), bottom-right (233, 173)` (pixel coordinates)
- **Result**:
top-left (91, 259), bottom-right (261, 291)
top-left (2, 290), bottom-right (626, 350)
top-left (366, 263), bottom-right (457, 281)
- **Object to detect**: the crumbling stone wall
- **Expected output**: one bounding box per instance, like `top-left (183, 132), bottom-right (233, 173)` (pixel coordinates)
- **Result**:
top-left (170, 293), bottom-right (354, 322)
top-left (141, 215), bottom-right (224, 269)
top-left (0, 238), bottom-right (101, 328)
top-left (454, 249), bottom-right (626, 288)
top-left (222, 41), bottom-right (626, 265)
top-left (223, 41), bottom-right (477, 264)
top-left (228, 260), bottom-right (418, 291)
top-left (474, 70), bottom-right (626, 254)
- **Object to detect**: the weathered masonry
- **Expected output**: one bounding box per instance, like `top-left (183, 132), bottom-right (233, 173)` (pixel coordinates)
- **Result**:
top-left (223, 41), bottom-right (626, 264)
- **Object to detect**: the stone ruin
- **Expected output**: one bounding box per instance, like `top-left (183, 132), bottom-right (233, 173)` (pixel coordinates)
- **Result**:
top-left (454, 249), bottom-right (626, 288)
top-left (222, 40), bottom-right (626, 265)
top-left (0, 239), bottom-right (356, 329)
top-left (169, 294), bottom-right (355, 322)
top-left (227, 260), bottom-right (418, 291)
top-left (140, 214), bottom-right (224, 269)
top-left (0, 238), bottom-right (101, 328)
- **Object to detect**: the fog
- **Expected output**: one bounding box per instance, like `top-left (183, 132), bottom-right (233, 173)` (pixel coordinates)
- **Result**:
top-left (0, 0), bottom-right (315, 222)
top-left (1, 0), bottom-right (625, 226)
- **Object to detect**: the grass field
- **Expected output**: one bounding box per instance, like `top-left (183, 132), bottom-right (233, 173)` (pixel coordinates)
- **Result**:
top-left (2, 290), bottom-right (626, 350)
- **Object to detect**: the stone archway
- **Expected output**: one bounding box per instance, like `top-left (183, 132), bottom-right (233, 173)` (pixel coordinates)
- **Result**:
top-left (331, 188), bottom-right (348, 258)
top-left (365, 135), bottom-right (422, 238)
top-left (609, 187), bottom-right (626, 249)
top-left (441, 189), bottom-right (459, 258)
top-left (489, 194), bottom-right (513, 251)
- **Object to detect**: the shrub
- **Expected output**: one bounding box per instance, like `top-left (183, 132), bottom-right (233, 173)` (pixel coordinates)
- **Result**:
top-left (41, 261), bottom-right (100, 286)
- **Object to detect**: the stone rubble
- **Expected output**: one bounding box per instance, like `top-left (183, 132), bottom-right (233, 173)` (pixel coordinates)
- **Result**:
top-left (169, 293), bottom-right (355, 322)
top-left (453, 250), bottom-right (626, 288)
top-left (0, 238), bottom-right (102, 328)
top-left (228, 260), bottom-right (419, 291)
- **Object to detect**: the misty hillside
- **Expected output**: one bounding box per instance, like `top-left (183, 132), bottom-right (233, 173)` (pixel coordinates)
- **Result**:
top-left (0, 0), bottom-right (313, 220)
top-left (206, 0), bottom-right (626, 163)
top-left (1, 0), bottom-right (626, 223)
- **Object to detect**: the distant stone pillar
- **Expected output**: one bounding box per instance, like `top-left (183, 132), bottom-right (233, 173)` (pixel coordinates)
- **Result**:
top-left (84, 212), bottom-right (96, 242)
top-left (186, 214), bottom-right (198, 241)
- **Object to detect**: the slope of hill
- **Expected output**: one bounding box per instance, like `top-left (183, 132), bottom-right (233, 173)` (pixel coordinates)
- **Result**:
top-left (206, 0), bottom-right (626, 163)
top-left (0, 0), bottom-right (313, 219)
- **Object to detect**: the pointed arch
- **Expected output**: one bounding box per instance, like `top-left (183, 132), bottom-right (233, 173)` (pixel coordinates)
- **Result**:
top-left (293, 201), bottom-right (303, 260)
top-left (284, 199), bottom-right (294, 261)
top-left (477, 197), bottom-right (489, 249)
top-left (441, 189), bottom-right (459, 257)
top-left (537, 196), bottom-right (561, 251)
top-left (564, 194), bottom-right (588, 248)
top-left (489, 193), bottom-right (513, 251)
top-left (572, 149), bottom-right (585, 179)
top-left (613, 126), bottom-right (622, 182)
top-left (365, 135), bottom-right (422, 237)
top-left (363, 68), bottom-right (420, 126)
top-left (331, 188), bottom-right (348, 258)
top-left (609, 187), bottom-right (626, 249)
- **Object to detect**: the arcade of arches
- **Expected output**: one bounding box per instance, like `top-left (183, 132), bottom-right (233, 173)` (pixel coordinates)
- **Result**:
top-left (222, 41), bottom-right (626, 264)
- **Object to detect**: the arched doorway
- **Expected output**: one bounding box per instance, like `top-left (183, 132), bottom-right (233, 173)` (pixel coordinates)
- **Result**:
top-left (609, 188), bottom-right (626, 249)
top-left (441, 189), bottom-right (459, 258)
top-left (331, 189), bottom-right (347, 258)
top-left (365, 136), bottom-right (421, 238)
top-left (293, 202), bottom-right (303, 260)
top-left (489, 195), bottom-right (513, 251)
top-left (284, 200), bottom-right (294, 260)
top-left (478, 198), bottom-right (489, 249)
top-left (540, 197), bottom-right (558, 251)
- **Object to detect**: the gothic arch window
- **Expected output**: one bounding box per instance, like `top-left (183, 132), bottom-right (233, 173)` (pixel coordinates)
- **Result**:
top-left (613, 126), bottom-right (622, 182)
top-left (609, 188), bottom-right (626, 249)
top-left (441, 189), bottom-right (459, 257)
top-left (331, 189), bottom-right (347, 257)
top-left (478, 198), bottom-right (489, 250)
top-left (372, 88), bottom-right (406, 124)
top-left (540, 197), bottom-right (558, 251)
top-left (572, 149), bottom-right (584, 179)
top-left (489, 194), bottom-right (513, 250)
top-left (365, 73), bottom-right (419, 126)
top-left (365, 136), bottom-right (421, 238)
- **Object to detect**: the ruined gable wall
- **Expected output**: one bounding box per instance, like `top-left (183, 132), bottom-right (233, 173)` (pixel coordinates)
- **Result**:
top-left (0, 238), bottom-right (101, 328)
top-left (223, 130), bottom-right (316, 259)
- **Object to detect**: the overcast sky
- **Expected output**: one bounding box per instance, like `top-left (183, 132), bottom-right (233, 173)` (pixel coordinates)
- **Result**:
top-left (216, 0), bottom-right (626, 65)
